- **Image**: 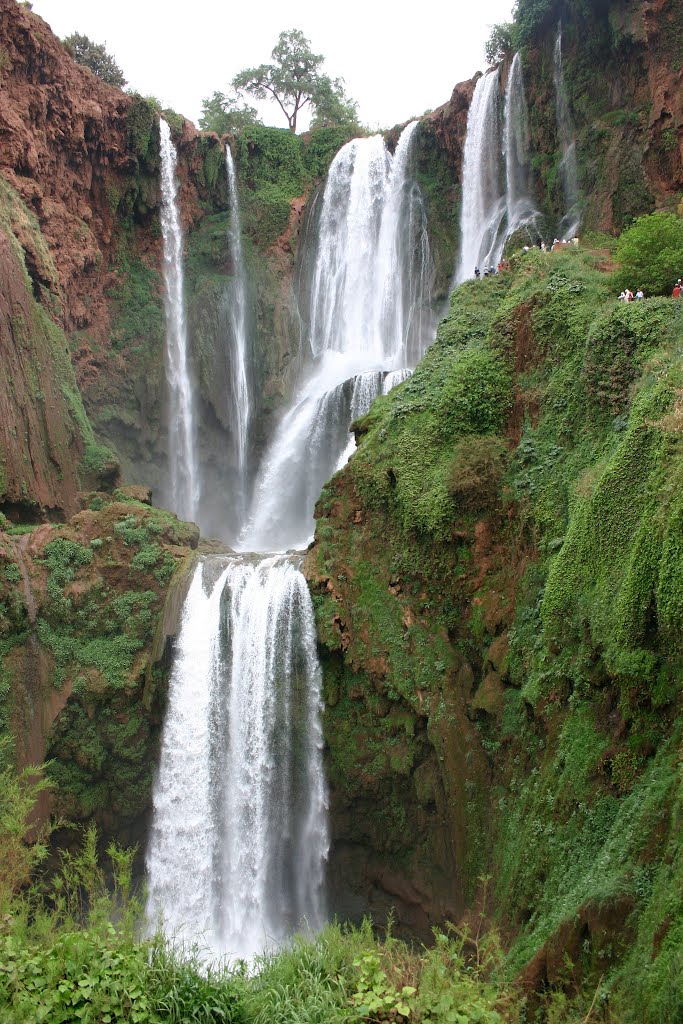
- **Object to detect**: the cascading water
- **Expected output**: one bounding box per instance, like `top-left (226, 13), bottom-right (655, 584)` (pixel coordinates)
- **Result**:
top-left (241, 368), bottom-right (402, 552)
top-left (224, 146), bottom-right (251, 501)
top-left (148, 119), bottom-right (433, 961)
top-left (553, 25), bottom-right (581, 239)
top-left (159, 118), bottom-right (199, 523)
top-left (456, 70), bottom-right (506, 282)
top-left (504, 53), bottom-right (538, 240)
top-left (240, 123), bottom-right (432, 552)
top-left (146, 556), bottom-right (327, 959)
top-left (456, 58), bottom-right (539, 283)
top-left (308, 121), bottom-right (432, 368)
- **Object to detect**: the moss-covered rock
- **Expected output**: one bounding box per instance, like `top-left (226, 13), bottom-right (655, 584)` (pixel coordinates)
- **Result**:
top-left (307, 246), bottom-right (683, 1014)
top-left (0, 498), bottom-right (198, 845)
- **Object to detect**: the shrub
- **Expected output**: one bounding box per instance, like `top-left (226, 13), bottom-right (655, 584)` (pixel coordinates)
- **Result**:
top-left (614, 211), bottom-right (683, 295)
top-left (485, 23), bottom-right (514, 64)
top-left (448, 435), bottom-right (509, 511)
top-left (62, 33), bottom-right (126, 87)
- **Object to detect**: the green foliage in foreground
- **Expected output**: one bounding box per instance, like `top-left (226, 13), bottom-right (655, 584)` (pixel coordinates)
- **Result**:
top-left (0, 768), bottom-right (532, 1023)
top-left (0, 756), bottom-right (518, 1024)
top-left (614, 210), bottom-right (683, 296)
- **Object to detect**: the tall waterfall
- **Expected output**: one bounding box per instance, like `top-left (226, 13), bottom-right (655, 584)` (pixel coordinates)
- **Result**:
top-left (456, 70), bottom-right (506, 282)
top-left (504, 54), bottom-right (537, 240)
top-left (308, 120), bottom-right (432, 368)
top-left (225, 147), bottom-right (251, 498)
top-left (553, 25), bottom-right (581, 238)
top-left (240, 123), bottom-right (432, 552)
top-left (146, 556), bottom-right (327, 959)
top-left (148, 120), bottom-right (433, 960)
top-left (159, 119), bottom-right (199, 523)
top-left (456, 58), bottom-right (538, 283)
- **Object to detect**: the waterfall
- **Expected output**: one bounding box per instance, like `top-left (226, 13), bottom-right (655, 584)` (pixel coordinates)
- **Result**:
top-left (225, 147), bottom-right (251, 500)
top-left (146, 555), bottom-right (328, 959)
top-left (159, 119), bottom-right (199, 523)
top-left (241, 368), bottom-right (400, 552)
top-left (504, 53), bottom-right (538, 240)
top-left (553, 25), bottom-right (581, 238)
top-left (149, 120), bottom-right (434, 961)
top-left (240, 123), bottom-right (432, 552)
top-left (308, 121), bottom-right (433, 368)
top-left (456, 58), bottom-right (541, 283)
top-left (456, 70), bottom-right (507, 282)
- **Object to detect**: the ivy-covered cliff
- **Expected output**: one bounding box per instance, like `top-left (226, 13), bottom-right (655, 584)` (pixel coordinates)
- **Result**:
top-left (306, 245), bottom-right (683, 1017)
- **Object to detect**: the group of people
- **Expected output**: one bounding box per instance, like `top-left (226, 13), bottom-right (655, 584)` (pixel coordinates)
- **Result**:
top-left (474, 258), bottom-right (510, 278)
top-left (473, 236), bottom-right (581, 281)
top-left (618, 279), bottom-right (683, 301)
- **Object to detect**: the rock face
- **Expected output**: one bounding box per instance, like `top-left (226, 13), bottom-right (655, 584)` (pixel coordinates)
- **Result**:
top-left (0, 496), bottom-right (200, 843)
top-left (0, 0), bottom-right (143, 332)
top-left (0, 224), bottom-right (82, 518)
top-left (0, 0), bottom-right (306, 526)
top-left (519, 0), bottom-right (682, 232)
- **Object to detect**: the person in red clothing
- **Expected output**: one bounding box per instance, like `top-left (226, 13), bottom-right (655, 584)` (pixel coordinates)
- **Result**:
top-left (673, 284), bottom-right (681, 298)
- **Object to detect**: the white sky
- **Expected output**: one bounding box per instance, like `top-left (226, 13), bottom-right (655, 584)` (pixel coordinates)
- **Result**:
top-left (29, 0), bottom-right (515, 131)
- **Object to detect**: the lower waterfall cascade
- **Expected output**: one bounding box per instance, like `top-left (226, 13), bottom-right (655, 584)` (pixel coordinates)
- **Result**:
top-left (146, 121), bottom-right (435, 959)
top-left (145, 557), bottom-right (327, 957)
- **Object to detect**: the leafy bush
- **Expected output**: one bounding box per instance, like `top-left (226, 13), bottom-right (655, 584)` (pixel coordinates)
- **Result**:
top-left (614, 211), bottom-right (683, 295)
top-left (199, 90), bottom-right (261, 135)
top-left (582, 298), bottom-right (680, 414)
top-left (484, 23), bottom-right (513, 64)
top-left (448, 435), bottom-right (508, 511)
top-left (513, 0), bottom-right (561, 44)
top-left (62, 32), bottom-right (126, 87)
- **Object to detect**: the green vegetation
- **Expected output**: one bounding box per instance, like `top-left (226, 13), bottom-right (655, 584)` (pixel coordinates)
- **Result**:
top-left (3, 502), bottom-right (197, 825)
top-left (199, 89), bottom-right (261, 135)
top-left (0, 766), bottom-right (517, 1023)
top-left (62, 32), bottom-right (126, 87)
top-left (311, 246), bottom-right (683, 1020)
top-left (229, 123), bottom-right (351, 248)
top-left (109, 247), bottom-right (164, 354)
top-left (614, 210), bottom-right (683, 296)
top-left (484, 23), bottom-right (514, 65)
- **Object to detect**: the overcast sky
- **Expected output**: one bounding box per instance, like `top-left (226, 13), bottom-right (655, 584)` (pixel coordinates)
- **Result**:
top-left (29, 1), bottom-right (515, 131)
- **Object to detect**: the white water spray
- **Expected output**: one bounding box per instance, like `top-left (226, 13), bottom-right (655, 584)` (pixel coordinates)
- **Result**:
top-left (159, 118), bottom-right (199, 523)
top-left (225, 147), bottom-right (251, 493)
top-left (147, 556), bottom-right (327, 959)
top-left (456, 70), bottom-right (506, 282)
top-left (457, 58), bottom-right (539, 283)
top-left (553, 25), bottom-right (581, 239)
top-left (149, 122), bottom-right (432, 961)
top-left (240, 124), bottom-right (432, 552)
top-left (309, 122), bottom-right (432, 367)
top-left (504, 54), bottom-right (538, 240)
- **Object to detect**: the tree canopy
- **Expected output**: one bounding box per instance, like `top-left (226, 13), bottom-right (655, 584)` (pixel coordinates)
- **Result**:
top-left (484, 22), bottom-right (514, 65)
top-left (614, 211), bottom-right (683, 296)
top-left (63, 33), bottom-right (126, 88)
top-left (199, 91), bottom-right (261, 135)
top-left (232, 29), bottom-right (358, 134)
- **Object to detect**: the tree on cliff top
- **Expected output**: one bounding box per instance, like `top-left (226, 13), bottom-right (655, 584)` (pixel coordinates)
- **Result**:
top-left (232, 29), bottom-right (358, 134)
top-left (199, 90), bottom-right (261, 135)
top-left (63, 32), bottom-right (126, 88)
